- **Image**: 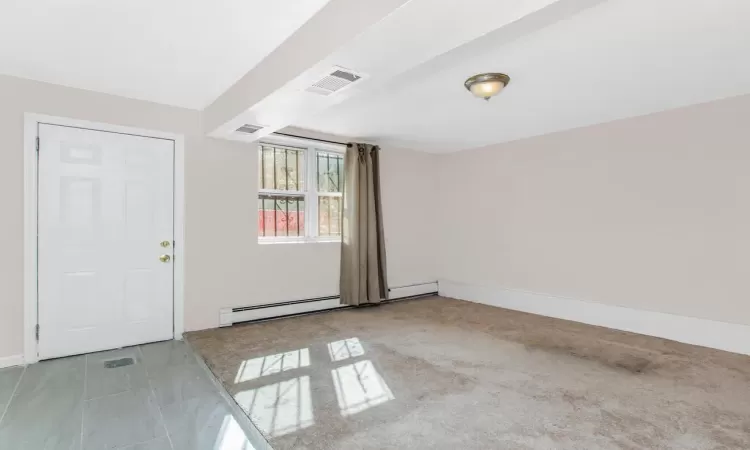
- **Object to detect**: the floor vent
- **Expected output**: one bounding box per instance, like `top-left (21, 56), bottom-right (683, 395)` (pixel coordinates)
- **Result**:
top-left (103, 357), bottom-right (135, 369)
top-left (236, 124), bottom-right (264, 134)
top-left (306, 67), bottom-right (364, 96)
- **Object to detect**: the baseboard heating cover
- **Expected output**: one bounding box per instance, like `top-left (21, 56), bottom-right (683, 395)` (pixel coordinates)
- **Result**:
top-left (219, 281), bottom-right (438, 327)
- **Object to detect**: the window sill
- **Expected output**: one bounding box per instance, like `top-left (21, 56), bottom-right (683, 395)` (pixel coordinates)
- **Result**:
top-left (258, 237), bottom-right (341, 245)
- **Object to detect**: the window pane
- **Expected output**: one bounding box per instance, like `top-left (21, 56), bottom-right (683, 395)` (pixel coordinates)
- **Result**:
top-left (258, 195), bottom-right (305, 237)
top-left (275, 149), bottom-right (286, 190)
top-left (259, 145), bottom-right (305, 191)
top-left (317, 151), bottom-right (343, 193)
top-left (296, 149), bottom-right (306, 191)
top-left (287, 150), bottom-right (301, 191)
top-left (258, 152), bottom-right (263, 190)
top-left (260, 147), bottom-right (274, 189)
top-left (318, 196), bottom-right (342, 237)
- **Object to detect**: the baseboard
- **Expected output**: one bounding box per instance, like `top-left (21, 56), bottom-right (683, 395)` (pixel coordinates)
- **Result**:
top-left (0, 354), bottom-right (24, 369)
top-left (220, 282), bottom-right (438, 326)
top-left (439, 280), bottom-right (750, 356)
top-left (220, 297), bottom-right (344, 326)
top-left (388, 282), bottom-right (439, 299)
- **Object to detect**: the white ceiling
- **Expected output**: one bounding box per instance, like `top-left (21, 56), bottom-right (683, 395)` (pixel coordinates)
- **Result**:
top-left (2, 0), bottom-right (749, 151)
top-left (0, 0), bottom-right (330, 109)
top-left (293, 0), bottom-right (750, 152)
top-left (214, 0), bottom-right (583, 142)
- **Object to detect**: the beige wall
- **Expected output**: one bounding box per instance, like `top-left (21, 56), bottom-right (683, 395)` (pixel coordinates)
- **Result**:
top-left (7, 69), bottom-right (746, 360)
top-left (185, 139), bottom-right (438, 332)
top-left (0, 75), bottom-right (437, 360)
top-left (438, 94), bottom-right (750, 326)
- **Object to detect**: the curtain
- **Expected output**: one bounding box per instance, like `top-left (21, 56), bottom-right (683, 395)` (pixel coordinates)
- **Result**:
top-left (340, 143), bottom-right (388, 306)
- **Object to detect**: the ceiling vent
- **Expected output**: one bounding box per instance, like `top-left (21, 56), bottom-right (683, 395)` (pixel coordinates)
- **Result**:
top-left (236, 124), bottom-right (264, 134)
top-left (305, 67), bottom-right (364, 96)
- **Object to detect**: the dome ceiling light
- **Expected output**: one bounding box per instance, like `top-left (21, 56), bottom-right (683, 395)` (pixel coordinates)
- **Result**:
top-left (464, 73), bottom-right (511, 101)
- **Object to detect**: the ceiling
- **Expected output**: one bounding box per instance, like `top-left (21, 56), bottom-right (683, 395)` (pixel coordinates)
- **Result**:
top-left (0, 0), bottom-right (330, 109)
top-left (2, 0), bottom-right (749, 152)
top-left (292, 0), bottom-right (750, 152)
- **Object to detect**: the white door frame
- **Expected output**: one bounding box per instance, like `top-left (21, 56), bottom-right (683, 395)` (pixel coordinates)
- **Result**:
top-left (23, 113), bottom-right (186, 364)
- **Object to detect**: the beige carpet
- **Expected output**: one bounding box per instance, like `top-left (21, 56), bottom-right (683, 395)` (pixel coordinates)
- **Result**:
top-left (186, 296), bottom-right (750, 449)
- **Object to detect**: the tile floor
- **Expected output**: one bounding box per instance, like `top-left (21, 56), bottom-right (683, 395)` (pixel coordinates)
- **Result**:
top-left (0, 340), bottom-right (263, 450)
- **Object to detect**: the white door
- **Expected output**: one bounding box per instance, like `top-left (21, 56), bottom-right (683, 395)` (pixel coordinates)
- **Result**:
top-left (37, 124), bottom-right (175, 359)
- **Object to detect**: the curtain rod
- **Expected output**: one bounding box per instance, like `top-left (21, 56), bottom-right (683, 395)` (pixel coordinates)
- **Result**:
top-left (271, 132), bottom-right (348, 146)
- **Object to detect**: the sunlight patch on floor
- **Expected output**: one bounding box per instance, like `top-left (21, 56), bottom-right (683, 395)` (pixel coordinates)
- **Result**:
top-left (234, 348), bottom-right (310, 383)
top-left (327, 337), bottom-right (365, 362)
top-left (332, 360), bottom-right (394, 416)
top-left (234, 375), bottom-right (315, 438)
top-left (213, 414), bottom-right (257, 450)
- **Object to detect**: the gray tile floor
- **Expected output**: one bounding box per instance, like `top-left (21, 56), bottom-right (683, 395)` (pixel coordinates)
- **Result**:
top-left (0, 341), bottom-right (263, 450)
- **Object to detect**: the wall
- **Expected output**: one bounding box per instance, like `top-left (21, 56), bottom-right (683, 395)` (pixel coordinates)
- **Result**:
top-left (184, 139), bottom-right (438, 332)
top-left (437, 94), bottom-right (750, 326)
top-left (0, 74), bottom-right (438, 361)
top-left (0, 74), bottom-right (192, 361)
top-left (4, 73), bottom-right (747, 361)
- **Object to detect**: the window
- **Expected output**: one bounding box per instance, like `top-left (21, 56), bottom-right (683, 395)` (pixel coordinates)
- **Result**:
top-left (258, 142), bottom-right (344, 242)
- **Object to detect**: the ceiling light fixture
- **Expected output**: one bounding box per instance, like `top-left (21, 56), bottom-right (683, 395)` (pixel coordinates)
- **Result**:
top-left (464, 73), bottom-right (510, 101)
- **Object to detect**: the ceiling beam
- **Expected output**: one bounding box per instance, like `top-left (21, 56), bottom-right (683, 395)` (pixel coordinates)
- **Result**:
top-left (203, 0), bottom-right (412, 136)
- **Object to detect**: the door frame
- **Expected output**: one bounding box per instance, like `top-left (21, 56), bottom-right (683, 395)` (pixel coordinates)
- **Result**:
top-left (23, 113), bottom-right (186, 364)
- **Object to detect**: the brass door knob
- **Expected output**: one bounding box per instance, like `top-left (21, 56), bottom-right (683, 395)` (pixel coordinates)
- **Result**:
top-left (160, 240), bottom-right (171, 248)
top-left (159, 254), bottom-right (171, 263)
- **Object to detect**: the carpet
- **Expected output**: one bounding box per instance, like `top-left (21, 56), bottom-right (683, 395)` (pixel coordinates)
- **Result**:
top-left (185, 296), bottom-right (750, 449)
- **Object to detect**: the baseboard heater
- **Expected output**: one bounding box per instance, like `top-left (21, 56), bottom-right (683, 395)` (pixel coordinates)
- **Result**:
top-left (219, 281), bottom-right (438, 327)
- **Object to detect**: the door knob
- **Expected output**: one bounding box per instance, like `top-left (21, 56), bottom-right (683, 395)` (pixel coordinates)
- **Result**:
top-left (159, 254), bottom-right (171, 263)
top-left (160, 240), bottom-right (171, 248)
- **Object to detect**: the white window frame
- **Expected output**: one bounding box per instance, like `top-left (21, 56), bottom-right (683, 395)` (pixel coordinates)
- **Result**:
top-left (258, 136), bottom-right (345, 244)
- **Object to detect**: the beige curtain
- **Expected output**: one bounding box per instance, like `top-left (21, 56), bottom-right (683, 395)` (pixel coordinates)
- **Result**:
top-left (340, 143), bottom-right (388, 306)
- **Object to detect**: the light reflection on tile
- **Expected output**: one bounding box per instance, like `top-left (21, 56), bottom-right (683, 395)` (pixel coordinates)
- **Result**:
top-left (327, 337), bottom-right (365, 362)
top-left (332, 360), bottom-right (394, 416)
top-left (234, 376), bottom-right (314, 437)
top-left (214, 414), bottom-right (256, 450)
top-left (0, 342), bottom-right (265, 450)
top-left (234, 348), bottom-right (310, 384)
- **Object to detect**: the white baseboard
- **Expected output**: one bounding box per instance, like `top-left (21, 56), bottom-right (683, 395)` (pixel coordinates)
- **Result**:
top-left (220, 282), bottom-right (438, 327)
top-left (0, 354), bottom-right (24, 369)
top-left (220, 298), bottom-right (344, 326)
top-left (439, 280), bottom-right (750, 356)
top-left (389, 281), bottom-right (439, 299)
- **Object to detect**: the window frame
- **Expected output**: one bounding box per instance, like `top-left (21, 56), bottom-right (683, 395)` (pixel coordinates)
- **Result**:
top-left (258, 136), bottom-right (345, 244)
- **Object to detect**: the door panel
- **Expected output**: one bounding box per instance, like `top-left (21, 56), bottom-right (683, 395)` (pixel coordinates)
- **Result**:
top-left (38, 124), bottom-right (174, 359)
